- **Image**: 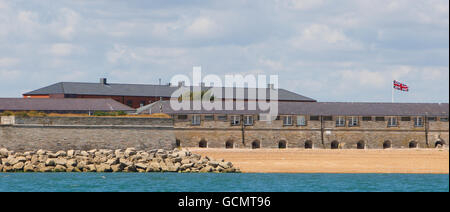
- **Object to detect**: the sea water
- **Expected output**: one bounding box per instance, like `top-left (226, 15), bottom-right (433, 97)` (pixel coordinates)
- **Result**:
top-left (0, 173), bottom-right (448, 192)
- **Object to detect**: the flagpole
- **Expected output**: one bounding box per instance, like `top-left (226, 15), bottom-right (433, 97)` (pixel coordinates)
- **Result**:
top-left (392, 87), bottom-right (394, 103)
top-left (392, 81), bottom-right (394, 103)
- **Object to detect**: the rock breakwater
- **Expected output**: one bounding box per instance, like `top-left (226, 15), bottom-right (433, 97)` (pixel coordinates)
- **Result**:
top-left (0, 148), bottom-right (240, 173)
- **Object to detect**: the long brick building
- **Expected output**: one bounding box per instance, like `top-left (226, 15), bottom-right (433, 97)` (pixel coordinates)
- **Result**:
top-left (140, 101), bottom-right (449, 149)
top-left (23, 78), bottom-right (316, 108)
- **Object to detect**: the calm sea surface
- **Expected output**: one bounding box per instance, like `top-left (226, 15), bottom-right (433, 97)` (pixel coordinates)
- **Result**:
top-left (0, 173), bottom-right (448, 192)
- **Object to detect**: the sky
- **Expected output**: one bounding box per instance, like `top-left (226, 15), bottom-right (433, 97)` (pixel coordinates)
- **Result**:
top-left (0, 0), bottom-right (448, 103)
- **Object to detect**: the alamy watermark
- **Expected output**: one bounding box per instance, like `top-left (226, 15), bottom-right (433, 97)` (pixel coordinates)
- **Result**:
top-left (169, 66), bottom-right (279, 120)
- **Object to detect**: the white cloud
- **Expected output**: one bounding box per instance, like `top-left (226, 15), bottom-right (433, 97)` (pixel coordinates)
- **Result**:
top-left (278, 0), bottom-right (324, 10)
top-left (106, 44), bottom-right (187, 65)
top-left (0, 69), bottom-right (21, 80)
top-left (259, 58), bottom-right (283, 70)
top-left (185, 17), bottom-right (220, 38)
top-left (52, 8), bottom-right (80, 40)
top-left (290, 24), bottom-right (364, 50)
top-left (337, 70), bottom-right (387, 88)
top-left (0, 57), bottom-right (20, 67)
top-left (48, 43), bottom-right (81, 56)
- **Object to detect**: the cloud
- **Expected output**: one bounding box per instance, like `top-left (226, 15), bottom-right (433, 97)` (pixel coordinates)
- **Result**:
top-left (48, 43), bottom-right (82, 56)
top-left (0, 0), bottom-right (447, 102)
top-left (54, 8), bottom-right (80, 40)
top-left (185, 17), bottom-right (221, 38)
top-left (290, 24), bottom-right (364, 50)
top-left (0, 57), bottom-right (20, 67)
top-left (278, 0), bottom-right (324, 10)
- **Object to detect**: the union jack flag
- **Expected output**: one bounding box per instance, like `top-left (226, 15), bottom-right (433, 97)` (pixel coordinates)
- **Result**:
top-left (393, 80), bottom-right (409, 92)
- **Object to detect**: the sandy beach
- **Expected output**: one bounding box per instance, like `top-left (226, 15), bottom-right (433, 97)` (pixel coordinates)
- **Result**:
top-left (190, 148), bottom-right (449, 174)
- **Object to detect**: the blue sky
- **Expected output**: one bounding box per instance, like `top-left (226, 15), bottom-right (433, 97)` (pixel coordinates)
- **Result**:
top-left (0, 0), bottom-right (448, 102)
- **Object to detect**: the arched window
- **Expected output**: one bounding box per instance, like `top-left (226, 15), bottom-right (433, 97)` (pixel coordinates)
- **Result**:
top-left (305, 140), bottom-right (313, 149)
top-left (383, 140), bottom-right (392, 149)
top-left (199, 140), bottom-right (207, 148)
top-left (252, 141), bottom-right (260, 149)
top-left (278, 140), bottom-right (287, 149)
top-left (225, 141), bottom-right (234, 149)
top-left (357, 141), bottom-right (365, 149)
top-left (331, 141), bottom-right (339, 149)
top-left (435, 140), bottom-right (445, 148)
top-left (409, 141), bottom-right (418, 148)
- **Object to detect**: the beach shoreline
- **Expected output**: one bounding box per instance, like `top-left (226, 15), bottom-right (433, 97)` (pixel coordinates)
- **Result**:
top-left (190, 148), bottom-right (449, 174)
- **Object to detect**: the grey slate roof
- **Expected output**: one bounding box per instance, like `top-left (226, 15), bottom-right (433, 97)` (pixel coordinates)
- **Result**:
top-left (140, 101), bottom-right (449, 116)
top-left (0, 98), bottom-right (135, 112)
top-left (23, 82), bottom-right (316, 102)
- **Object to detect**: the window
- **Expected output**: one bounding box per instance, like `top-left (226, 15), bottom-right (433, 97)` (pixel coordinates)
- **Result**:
top-left (204, 115), bottom-right (214, 121)
top-left (401, 117), bottom-right (411, 122)
top-left (362, 116), bottom-right (372, 121)
top-left (297, 116), bottom-right (307, 126)
top-left (336, 116), bottom-right (346, 127)
top-left (441, 117), bottom-right (449, 122)
top-left (310, 116), bottom-right (320, 121)
top-left (244, 115), bottom-right (254, 126)
top-left (177, 115), bottom-right (188, 120)
top-left (414, 117), bottom-right (423, 127)
top-left (283, 116), bottom-right (293, 126)
top-left (231, 115), bottom-right (240, 126)
top-left (387, 117), bottom-right (398, 127)
top-left (126, 100), bottom-right (133, 107)
top-left (217, 115), bottom-right (227, 121)
top-left (375, 117), bottom-right (385, 122)
top-left (348, 116), bottom-right (359, 127)
top-left (322, 116), bottom-right (333, 121)
top-left (191, 115), bottom-right (201, 125)
top-left (427, 117), bottom-right (437, 122)
top-left (140, 101), bottom-right (146, 107)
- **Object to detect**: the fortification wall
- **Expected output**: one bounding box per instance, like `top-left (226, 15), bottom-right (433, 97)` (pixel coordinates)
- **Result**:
top-left (0, 116), bottom-right (176, 151)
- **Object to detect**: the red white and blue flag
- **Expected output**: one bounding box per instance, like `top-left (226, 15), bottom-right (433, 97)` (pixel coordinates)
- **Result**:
top-left (393, 80), bottom-right (409, 92)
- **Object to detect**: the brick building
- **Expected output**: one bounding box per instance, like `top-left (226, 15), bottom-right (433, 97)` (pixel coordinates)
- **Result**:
top-left (141, 101), bottom-right (449, 149)
top-left (23, 78), bottom-right (316, 108)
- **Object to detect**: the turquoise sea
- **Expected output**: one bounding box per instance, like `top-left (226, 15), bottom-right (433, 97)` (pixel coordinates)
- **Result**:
top-left (0, 173), bottom-right (448, 192)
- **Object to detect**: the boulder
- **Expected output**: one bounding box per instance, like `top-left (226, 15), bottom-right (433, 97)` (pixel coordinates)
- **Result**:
top-left (111, 163), bottom-right (125, 172)
top-left (135, 163), bottom-right (148, 170)
top-left (67, 150), bottom-right (75, 157)
top-left (80, 151), bottom-right (89, 157)
top-left (54, 165), bottom-right (66, 172)
top-left (219, 161), bottom-right (232, 169)
top-left (13, 162), bottom-right (25, 171)
top-left (45, 159), bottom-right (56, 167)
top-left (55, 158), bottom-right (67, 166)
top-left (181, 159), bottom-right (191, 165)
top-left (36, 149), bottom-right (46, 155)
top-left (86, 164), bottom-right (97, 172)
top-left (147, 162), bottom-right (161, 172)
top-left (180, 163), bottom-right (193, 170)
top-left (55, 151), bottom-right (67, 157)
top-left (208, 161), bottom-right (220, 168)
top-left (0, 148), bottom-right (9, 158)
top-left (105, 158), bottom-right (119, 165)
top-left (124, 165), bottom-right (136, 172)
top-left (66, 159), bottom-right (77, 167)
top-left (96, 164), bottom-right (112, 172)
top-left (124, 148), bottom-right (137, 157)
top-left (119, 158), bottom-right (133, 167)
top-left (200, 166), bottom-right (213, 173)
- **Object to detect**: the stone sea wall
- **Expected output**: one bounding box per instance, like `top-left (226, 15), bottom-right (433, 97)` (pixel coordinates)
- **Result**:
top-left (0, 116), bottom-right (176, 151)
top-left (0, 148), bottom-right (240, 173)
